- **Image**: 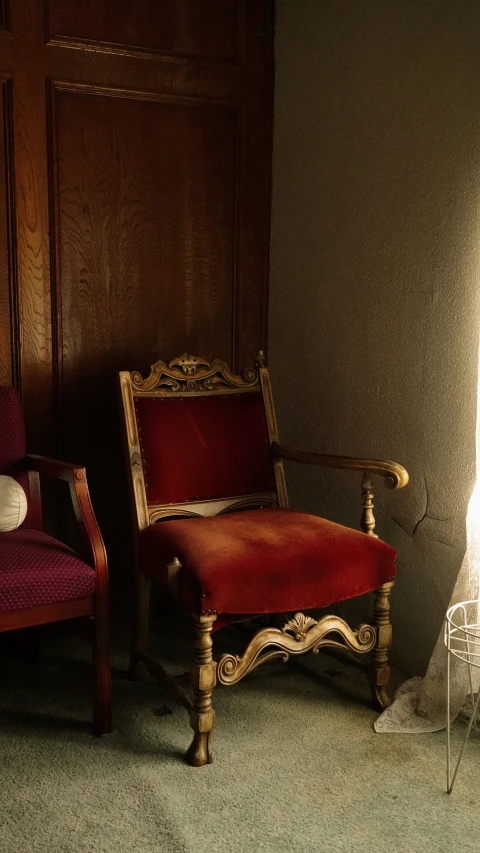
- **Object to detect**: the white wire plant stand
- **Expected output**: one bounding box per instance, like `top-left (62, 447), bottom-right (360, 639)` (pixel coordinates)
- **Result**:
top-left (445, 599), bottom-right (480, 793)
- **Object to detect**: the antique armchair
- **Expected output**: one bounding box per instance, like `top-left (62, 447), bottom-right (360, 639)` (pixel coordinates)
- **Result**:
top-left (119, 352), bottom-right (408, 766)
top-left (0, 387), bottom-right (111, 735)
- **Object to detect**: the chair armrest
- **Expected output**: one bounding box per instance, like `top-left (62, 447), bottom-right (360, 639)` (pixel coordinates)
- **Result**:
top-left (271, 442), bottom-right (409, 490)
top-left (25, 454), bottom-right (108, 579)
top-left (26, 454), bottom-right (84, 482)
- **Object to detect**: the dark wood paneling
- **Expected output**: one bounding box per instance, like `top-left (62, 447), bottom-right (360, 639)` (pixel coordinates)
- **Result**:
top-left (0, 80), bottom-right (11, 382)
top-left (51, 85), bottom-right (236, 391)
top-left (48, 0), bottom-right (241, 62)
top-left (48, 84), bottom-right (239, 568)
top-left (1, 0), bottom-right (273, 584)
top-left (235, 0), bottom-right (273, 368)
top-left (45, 43), bottom-right (245, 106)
top-left (0, 1), bottom-right (9, 31)
top-left (11, 0), bottom-right (53, 447)
top-left (0, 78), bottom-right (16, 385)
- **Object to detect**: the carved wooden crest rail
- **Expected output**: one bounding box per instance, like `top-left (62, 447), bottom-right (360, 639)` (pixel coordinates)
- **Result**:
top-left (131, 353), bottom-right (259, 394)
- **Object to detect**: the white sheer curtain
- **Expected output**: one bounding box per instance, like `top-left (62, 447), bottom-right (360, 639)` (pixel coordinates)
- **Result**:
top-left (375, 358), bottom-right (480, 734)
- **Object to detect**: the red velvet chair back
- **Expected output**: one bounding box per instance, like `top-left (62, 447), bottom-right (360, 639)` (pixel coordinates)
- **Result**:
top-left (134, 391), bottom-right (275, 506)
top-left (120, 354), bottom-right (282, 528)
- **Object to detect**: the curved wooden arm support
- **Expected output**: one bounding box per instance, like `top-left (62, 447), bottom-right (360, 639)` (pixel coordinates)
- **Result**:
top-left (26, 454), bottom-right (84, 482)
top-left (25, 455), bottom-right (111, 735)
top-left (25, 454), bottom-right (108, 582)
top-left (271, 443), bottom-right (409, 490)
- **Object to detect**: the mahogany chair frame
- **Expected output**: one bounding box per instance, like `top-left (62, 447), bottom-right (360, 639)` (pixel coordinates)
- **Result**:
top-left (119, 352), bottom-right (408, 766)
top-left (0, 455), bottom-right (111, 736)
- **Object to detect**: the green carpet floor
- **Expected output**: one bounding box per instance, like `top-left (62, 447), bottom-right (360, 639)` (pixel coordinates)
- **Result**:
top-left (1, 618), bottom-right (479, 853)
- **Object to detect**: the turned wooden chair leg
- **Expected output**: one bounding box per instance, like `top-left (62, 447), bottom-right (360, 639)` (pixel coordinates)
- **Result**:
top-left (92, 597), bottom-right (112, 735)
top-left (369, 580), bottom-right (394, 710)
top-left (186, 612), bottom-right (217, 767)
top-left (129, 571), bottom-right (151, 681)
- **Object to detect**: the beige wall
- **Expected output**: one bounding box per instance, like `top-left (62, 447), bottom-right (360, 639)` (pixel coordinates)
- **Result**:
top-left (270, 0), bottom-right (480, 673)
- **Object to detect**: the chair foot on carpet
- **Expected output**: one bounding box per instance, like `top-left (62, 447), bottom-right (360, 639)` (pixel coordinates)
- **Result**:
top-left (93, 709), bottom-right (112, 736)
top-left (370, 683), bottom-right (392, 711)
top-left (185, 731), bottom-right (213, 767)
top-left (369, 580), bottom-right (394, 711)
top-left (186, 613), bottom-right (217, 767)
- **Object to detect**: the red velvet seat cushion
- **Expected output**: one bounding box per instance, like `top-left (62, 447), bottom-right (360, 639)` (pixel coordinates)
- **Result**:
top-left (0, 529), bottom-right (95, 612)
top-left (139, 507), bottom-right (396, 617)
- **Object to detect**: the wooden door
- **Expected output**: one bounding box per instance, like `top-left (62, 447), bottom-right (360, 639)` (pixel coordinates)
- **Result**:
top-left (0, 0), bottom-right (274, 582)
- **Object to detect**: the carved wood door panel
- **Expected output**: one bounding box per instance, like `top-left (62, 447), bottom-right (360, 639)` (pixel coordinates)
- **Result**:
top-left (0, 0), bottom-right (274, 580)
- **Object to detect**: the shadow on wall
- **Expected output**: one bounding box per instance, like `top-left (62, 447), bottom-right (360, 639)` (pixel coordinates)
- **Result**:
top-left (270, 0), bottom-right (480, 674)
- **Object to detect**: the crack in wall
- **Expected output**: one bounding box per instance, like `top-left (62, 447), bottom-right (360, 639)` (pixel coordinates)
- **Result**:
top-left (389, 515), bottom-right (411, 535)
top-left (389, 474), bottom-right (457, 547)
top-left (412, 512), bottom-right (456, 536)
top-left (412, 474), bottom-right (429, 535)
top-left (390, 512), bottom-right (456, 546)
top-left (425, 537), bottom-right (455, 549)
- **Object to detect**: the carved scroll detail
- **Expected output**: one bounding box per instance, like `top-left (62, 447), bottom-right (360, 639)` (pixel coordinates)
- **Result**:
top-left (282, 612), bottom-right (317, 641)
top-left (217, 614), bottom-right (376, 686)
top-left (131, 353), bottom-right (259, 393)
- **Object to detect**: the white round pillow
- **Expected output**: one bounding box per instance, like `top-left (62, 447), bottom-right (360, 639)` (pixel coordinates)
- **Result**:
top-left (0, 475), bottom-right (28, 532)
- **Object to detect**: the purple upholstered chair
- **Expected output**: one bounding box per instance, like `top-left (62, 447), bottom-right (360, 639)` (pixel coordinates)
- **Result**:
top-left (0, 386), bottom-right (111, 734)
